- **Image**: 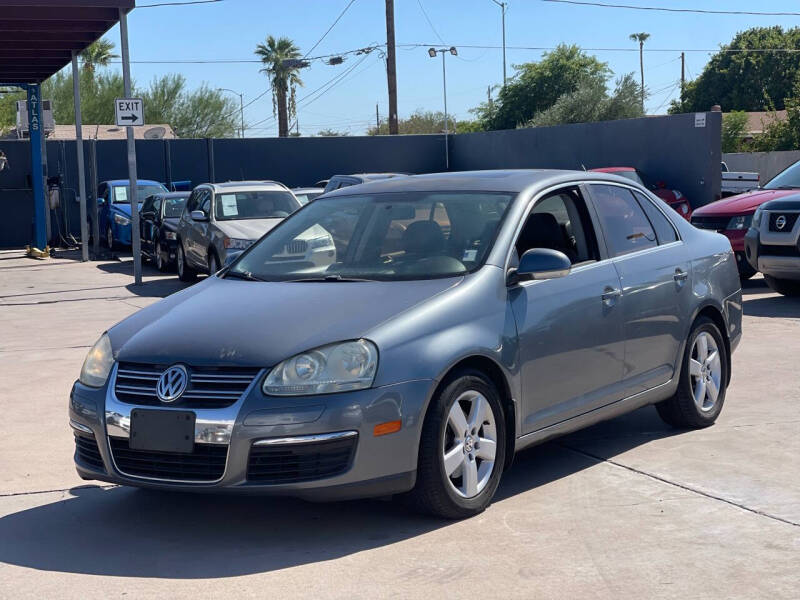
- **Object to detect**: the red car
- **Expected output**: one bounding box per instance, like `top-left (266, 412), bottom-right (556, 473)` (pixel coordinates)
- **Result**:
top-left (590, 167), bottom-right (692, 221)
top-left (691, 160), bottom-right (800, 280)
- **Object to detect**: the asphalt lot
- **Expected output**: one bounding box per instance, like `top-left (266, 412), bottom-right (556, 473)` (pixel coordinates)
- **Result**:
top-left (1, 248), bottom-right (798, 599)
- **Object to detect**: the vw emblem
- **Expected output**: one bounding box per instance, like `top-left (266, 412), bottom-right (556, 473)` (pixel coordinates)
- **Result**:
top-left (156, 364), bottom-right (188, 403)
top-left (776, 215), bottom-right (787, 230)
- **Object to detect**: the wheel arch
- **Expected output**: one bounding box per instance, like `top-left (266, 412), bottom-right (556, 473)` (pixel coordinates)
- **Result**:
top-left (428, 354), bottom-right (517, 471)
top-left (691, 303), bottom-right (732, 386)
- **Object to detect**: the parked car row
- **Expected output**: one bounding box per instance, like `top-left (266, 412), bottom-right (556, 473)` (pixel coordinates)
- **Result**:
top-left (71, 168), bottom-right (742, 519)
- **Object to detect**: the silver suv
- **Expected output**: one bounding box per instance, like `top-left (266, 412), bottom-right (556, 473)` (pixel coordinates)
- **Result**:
top-left (176, 181), bottom-right (313, 281)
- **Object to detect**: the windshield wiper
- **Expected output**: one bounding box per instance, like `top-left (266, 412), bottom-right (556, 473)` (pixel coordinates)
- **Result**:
top-left (768, 185), bottom-right (800, 190)
top-left (286, 274), bottom-right (376, 282)
top-left (224, 270), bottom-right (265, 282)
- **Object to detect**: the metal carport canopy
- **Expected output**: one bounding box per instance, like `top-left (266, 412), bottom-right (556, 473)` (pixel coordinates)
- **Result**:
top-left (0, 0), bottom-right (134, 84)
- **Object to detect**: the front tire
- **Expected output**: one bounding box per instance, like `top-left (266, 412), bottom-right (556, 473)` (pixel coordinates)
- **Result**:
top-left (764, 275), bottom-right (800, 296)
top-left (408, 370), bottom-right (506, 519)
top-left (155, 240), bottom-right (168, 272)
top-left (208, 250), bottom-right (219, 275)
top-left (105, 225), bottom-right (115, 250)
top-left (656, 317), bottom-right (728, 429)
top-left (177, 244), bottom-right (196, 282)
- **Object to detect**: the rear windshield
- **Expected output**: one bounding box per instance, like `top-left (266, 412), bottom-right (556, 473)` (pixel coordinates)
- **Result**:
top-left (163, 196), bottom-right (187, 218)
top-left (214, 191), bottom-right (300, 221)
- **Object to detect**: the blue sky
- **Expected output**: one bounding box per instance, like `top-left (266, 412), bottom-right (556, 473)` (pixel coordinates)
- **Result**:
top-left (100, 0), bottom-right (800, 136)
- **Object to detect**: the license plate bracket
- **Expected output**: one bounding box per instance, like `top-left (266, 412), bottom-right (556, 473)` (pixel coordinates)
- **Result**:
top-left (129, 409), bottom-right (195, 453)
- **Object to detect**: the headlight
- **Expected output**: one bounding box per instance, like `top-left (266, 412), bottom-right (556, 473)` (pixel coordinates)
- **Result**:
top-left (679, 202), bottom-right (690, 215)
top-left (113, 213), bottom-right (130, 226)
top-left (263, 339), bottom-right (378, 396)
top-left (752, 208), bottom-right (763, 227)
top-left (224, 237), bottom-right (253, 250)
top-left (79, 333), bottom-right (114, 387)
top-left (307, 235), bottom-right (332, 250)
top-left (164, 231), bottom-right (177, 240)
top-left (726, 215), bottom-right (752, 230)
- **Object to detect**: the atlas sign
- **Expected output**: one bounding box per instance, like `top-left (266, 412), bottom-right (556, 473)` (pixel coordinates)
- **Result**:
top-left (114, 98), bottom-right (144, 127)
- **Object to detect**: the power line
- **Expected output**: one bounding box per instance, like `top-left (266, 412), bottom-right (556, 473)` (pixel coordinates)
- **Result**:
top-left (137, 0), bottom-right (223, 7)
top-left (540, 0), bottom-right (800, 17)
top-left (304, 0), bottom-right (358, 58)
top-left (416, 0), bottom-right (446, 45)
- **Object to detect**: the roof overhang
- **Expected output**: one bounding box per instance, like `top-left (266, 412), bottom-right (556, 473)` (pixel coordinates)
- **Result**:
top-left (0, 1), bottom-right (135, 85)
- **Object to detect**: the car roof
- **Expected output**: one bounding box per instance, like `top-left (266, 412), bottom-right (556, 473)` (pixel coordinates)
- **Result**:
top-left (105, 179), bottom-right (164, 186)
top-left (152, 191), bottom-right (190, 199)
top-left (321, 169), bottom-right (627, 196)
top-left (292, 187), bottom-right (324, 193)
top-left (202, 181), bottom-right (289, 193)
top-left (334, 173), bottom-right (408, 181)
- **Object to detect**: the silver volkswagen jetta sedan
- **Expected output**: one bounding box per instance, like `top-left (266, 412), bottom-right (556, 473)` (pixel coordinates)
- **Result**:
top-left (71, 170), bottom-right (742, 519)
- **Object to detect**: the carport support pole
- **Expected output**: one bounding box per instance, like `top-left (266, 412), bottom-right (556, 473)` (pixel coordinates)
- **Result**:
top-left (72, 51), bottom-right (89, 262)
top-left (27, 84), bottom-right (47, 251)
top-left (119, 8), bottom-right (142, 285)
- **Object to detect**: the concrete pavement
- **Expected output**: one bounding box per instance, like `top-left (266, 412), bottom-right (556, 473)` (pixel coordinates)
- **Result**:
top-left (0, 249), bottom-right (798, 599)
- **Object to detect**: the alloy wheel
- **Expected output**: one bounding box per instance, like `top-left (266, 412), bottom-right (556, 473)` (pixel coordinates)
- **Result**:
top-left (106, 226), bottom-right (114, 249)
top-left (177, 246), bottom-right (185, 277)
top-left (155, 241), bottom-right (164, 270)
top-left (443, 390), bottom-right (498, 498)
top-left (689, 332), bottom-right (722, 412)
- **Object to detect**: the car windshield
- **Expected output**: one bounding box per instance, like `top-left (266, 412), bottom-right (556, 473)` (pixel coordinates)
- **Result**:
top-left (295, 191), bottom-right (321, 205)
top-left (112, 184), bottom-right (167, 203)
top-left (229, 191), bottom-right (513, 282)
top-left (614, 170), bottom-right (645, 186)
top-left (214, 190), bottom-right (300, 221)
top-left (163, 196), bottom-right (187, 218)
top-left (764, 160), bottom-right (800, 189)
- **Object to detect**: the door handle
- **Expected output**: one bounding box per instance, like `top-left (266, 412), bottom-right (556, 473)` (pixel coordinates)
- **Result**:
top-left (674, 269), bottom-right (688, 284)
top-left (602, 287), bottom-right (622, 306)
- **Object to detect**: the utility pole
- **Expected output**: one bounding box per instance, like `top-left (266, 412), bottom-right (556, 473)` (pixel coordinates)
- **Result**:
top-left (491, 1), bottom-right (507, 86)
top-left (376, 103), bottom-right (380, 132)
top-left (385, 0), bottom-right (399, 134)
top-left (680, 52), bottom-right (686, 112)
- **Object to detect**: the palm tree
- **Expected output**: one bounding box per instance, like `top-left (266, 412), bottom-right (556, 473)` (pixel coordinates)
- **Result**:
top-left (80, 39), bottom-right (119, 75)
top-left (629, 32), bottom-right (650, 112)
top-left (255, 36), bottom-right (304, 137)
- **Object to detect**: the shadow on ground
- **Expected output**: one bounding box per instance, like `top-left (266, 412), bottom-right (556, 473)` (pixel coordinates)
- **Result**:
top-left (743, 294), bottom-right (800, 318)
top-left (95, 256), bottom-right (192, 298)
top-left (0, 406), bottom-right (679, 579)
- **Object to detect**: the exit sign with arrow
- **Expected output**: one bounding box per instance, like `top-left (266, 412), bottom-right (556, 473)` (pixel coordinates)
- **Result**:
top-left (114, 98), bottom-right (145, 127)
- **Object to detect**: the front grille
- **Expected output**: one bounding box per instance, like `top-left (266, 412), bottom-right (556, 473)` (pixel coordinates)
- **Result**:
top-left (768, 212), bottom-right (800, 232)
top-left (285, 239), bottom-right (308, 254)
top-left (109, 436), bottom-right (227, 482)
top-left (247, 435), bottom-right (357, 484)
top-left (74, 434), bottom-right (105, 471)
top-left (115, 362), bottom-right (259, 408)
top-left (760, 243), bottom-right (800, 257)
top-left (691, 216), bottom-right (730, 230)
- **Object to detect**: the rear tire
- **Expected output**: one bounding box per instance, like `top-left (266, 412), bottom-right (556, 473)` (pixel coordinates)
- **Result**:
top-left (764, 275), bottom-right (800, 296)
top-left (737, 257), bottom-right (756, 281)
top-left (177, 244), bottom-right (196, 282)
top-left (656, 317), bottom-right (728, 429)
top-left (407, 369), bottom-right (506, 519)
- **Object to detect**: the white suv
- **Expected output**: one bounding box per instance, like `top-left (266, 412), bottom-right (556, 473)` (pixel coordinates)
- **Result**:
top-left (175, 181), bottom-right (333, 281)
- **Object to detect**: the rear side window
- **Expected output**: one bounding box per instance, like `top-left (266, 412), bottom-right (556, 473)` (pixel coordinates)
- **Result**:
top-left (634, 191), bottom-right (678, 244)
top-left (589, 184), bottom-right (657, 257)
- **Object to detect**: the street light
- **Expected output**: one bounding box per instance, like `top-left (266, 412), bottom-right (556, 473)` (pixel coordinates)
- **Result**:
top-left (217, 88), bottom-right (245, 138)
top-left (490, 0), bottom-right (507, 86)
top-left (428, 47), bottom-right (457, 169)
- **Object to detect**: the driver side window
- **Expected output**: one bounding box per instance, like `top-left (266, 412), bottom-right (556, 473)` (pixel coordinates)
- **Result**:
top-left (515, 188), bottom-right (599, 266)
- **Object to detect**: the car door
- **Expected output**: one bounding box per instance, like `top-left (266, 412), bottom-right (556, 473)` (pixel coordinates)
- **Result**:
top-left (586, 183), bottom-right (691, 396)
top-left (96, 182), bottom-right (109, 233)
top-left (509, 186), bottom-right (626, 433)
top-left (140, 196), bottom-right (155, 256)
top-left (187, 188), bottom-right (212, 268)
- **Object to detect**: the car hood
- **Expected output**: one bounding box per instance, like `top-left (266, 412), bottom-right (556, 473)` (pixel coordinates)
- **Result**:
top-left (693, 189), bottom-right (797, 215)
top-left (111, 203), bottom-right (142, 217)
top-left (109, 276), bottom-right (462, 367)
top-left (216, 218), bottom-right (283, 241)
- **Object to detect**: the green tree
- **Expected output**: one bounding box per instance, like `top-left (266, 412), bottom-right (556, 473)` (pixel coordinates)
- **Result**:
top-left (673, 27), bottom-right (800, 113)
top-left (751, 82), bottom-right (800, 151)
top-left (316, 129), bottom-right (349, 136)
top-left (80, 39), bottom-right (119, 75)
top-left (721, 111), bottom-right (749, 153)
top-left (255, 36), bottom-right (304, 137)
top-left (629, 32), bottom-right (650, 112)
top-left (525, 73), bottom-right (643, 127)
top-left (471, 45), bottom-right (610, 130)
top-left (368, 109), bottom-right (477, 135)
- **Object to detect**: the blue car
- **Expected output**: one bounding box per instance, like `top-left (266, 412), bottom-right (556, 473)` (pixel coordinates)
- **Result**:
top-left (97, 180), bottom-right (169, 248)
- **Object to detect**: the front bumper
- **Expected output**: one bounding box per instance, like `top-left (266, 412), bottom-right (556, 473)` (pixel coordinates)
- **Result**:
top-left (744, 227), bottom-right (800, 280)
top-left (69, 371), bottom-right (433, 500)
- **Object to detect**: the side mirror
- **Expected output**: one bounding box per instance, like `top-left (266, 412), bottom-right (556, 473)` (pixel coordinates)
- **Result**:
top-left (190, 210), bottom-right (208, 221)
top-left (515, 248), bottom-right (571, 281)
